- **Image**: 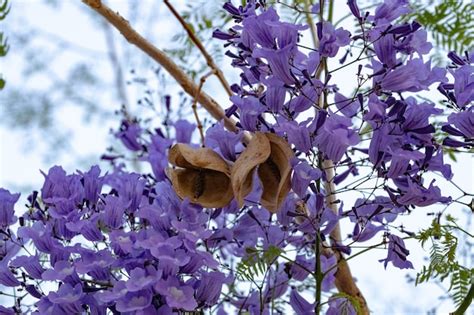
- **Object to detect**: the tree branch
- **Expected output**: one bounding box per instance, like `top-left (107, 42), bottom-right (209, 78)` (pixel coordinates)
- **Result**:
top-left (163, 0), bottom-right (233, 97)
top-left (81, 0), bottom-right (240, 135)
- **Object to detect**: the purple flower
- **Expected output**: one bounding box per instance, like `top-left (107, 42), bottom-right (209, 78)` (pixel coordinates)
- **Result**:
top-left (377, 58), bottom-right (447, 92)
top-left (372, 31), bottom-right (397, 67)
top-left (0, 265), bottom-right (20, 287)
top-left (397, 179), bottom-right (451, 207)
top-left (115, 289), bottom-right (153, 312)
top-left (147, 133), bottom-right (173, 181)
top-left (242, 7), bottom-right (279, 48)
top-left (321, 254), bottom-right (338, 291)
top-left (317, 22), bottom-right (351, 57)
top-left (291, 160), bottom-right (322, 198)
top-left (334, 92), bottom-right (359, 118)
top-left (74, 249), bottom-right (114, 281)
top-left (18, 222), bottom-right (61, 254)
top-left (0, 188), bottom-right (19, 228)
top-left (106, 172), bottom-right (145, 213)
top-left (290, 289), bottom-right (314, 315)
top-left (65, 214), bottom-right (102, 242)
top-left (422, 149), bottom-right (452, 180)
top-left (231, 95), bottom-right (265, 131)
top-left (352, 220), bottom-right (385, 242)
top-left (290, 255), bottom-right (314, 281)
top-left (155, 277), bottom-right (198, 311)
top-left (195, 271), bottom-right (227, 306)
top-left (396, 29), bottom-right (432, 56)
top-left (115, 120), bottom-right (142, 151)
top-left (379, 234), bottom-right (413, 269)
top-left (205, 122), bottom-right (242, 161)
top-left (254, 45), bottom-right (296, 85)
top-left (174, 119), bottom-right (195, 143)
top-left (452, 65), bottom-right (474, 107)
top-left (279, 120), bottom-right (312, 153)
top-left (447, 110), bottom-right (474, 138)
top-left (386, 148), bottom-right (424, 178)
top-left (42, 260), bottom-right (79, 284)
top-left (286, 80), bottom-right (323, 114)
top-left (40, 166), bottom-right (84, 219)
top-left (10, 255), bottom-right (45, 280)
top-left (80, 165), bottom-right (104, 205)
top-left (350, 197), bottom-right (405, 225)
top-left (347, 0), bottom-right (361, 20)
top-left (48, 283), bottom-right (84, 314)
top-left (102, 195), bottom-right (125, 229)
top-left (0, 306), bottom-right (15, 315)
top-left (372, 0), bottom-right (411, 25)
top-left (300, 51), bottom-right (321, 76)
top-left (313, 114), bottom-right (359, 162)
top-left (126, 266), bottom-right (161, 292)
top-left (263, 76), bottom-right (286, 113)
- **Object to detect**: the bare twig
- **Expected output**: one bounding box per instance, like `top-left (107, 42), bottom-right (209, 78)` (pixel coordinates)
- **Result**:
top-left (163, 0), bottom-right (233, 97)
top-left (82, 0), bottom-right (240, 136)
top-left (102, 20), bottom-right (130, 117)
top-left (193, 71), bottom-right (215, 147)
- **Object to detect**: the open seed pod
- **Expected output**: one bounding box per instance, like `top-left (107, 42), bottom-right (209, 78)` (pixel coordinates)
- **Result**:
top-left (231, 132), bottom-right (294, 213)
top-left (231, 133), bottom-right (271, 207)
top-left (258, 133), bottom-right (294, 212)
top-left (167, 144), bottom-right (233, 208)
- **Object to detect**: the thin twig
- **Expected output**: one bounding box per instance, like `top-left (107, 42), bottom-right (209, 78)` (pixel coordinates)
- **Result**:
top-left (193, 71), bottom-right (215, 147)
top-left (81, 0), bottom-right (243, 138)
top-left (164, 0), bottom-right (233, 97)
top-left (303, 0), bottom-right (318, 49)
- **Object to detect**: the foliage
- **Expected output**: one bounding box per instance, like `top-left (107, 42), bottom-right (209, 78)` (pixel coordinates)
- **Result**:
top-left (407, 0), bottom-right (474, 55)
top-left (236, 246), bottom-right (283, 281)
top-left (0, 0), bottom-right (9, 90)
top-left (416, 215), bottom-right (474, 307)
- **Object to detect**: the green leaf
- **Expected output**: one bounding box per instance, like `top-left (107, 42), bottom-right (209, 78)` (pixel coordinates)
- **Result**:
top-left (406, 1), bottom-right (474, 54)
top-left (0, 78), bottom-right (5, 90)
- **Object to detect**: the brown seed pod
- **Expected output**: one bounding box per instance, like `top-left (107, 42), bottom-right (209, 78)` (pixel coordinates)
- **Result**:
top-left (231, 132), bottom-right (271, 208)
top-left (167, 144), bottom-right (233, 208)
top-left (231, 132), bottom-right (294, 213)
top-left (258, 133), bottom-right (294, 213)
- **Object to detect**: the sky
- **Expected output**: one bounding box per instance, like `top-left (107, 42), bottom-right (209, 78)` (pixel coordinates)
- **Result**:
top-left (0, 1), bottom-right (473, 314)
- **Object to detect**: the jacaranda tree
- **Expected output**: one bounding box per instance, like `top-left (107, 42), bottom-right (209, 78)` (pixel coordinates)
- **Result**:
top-left (0, 0), bottom-right (472, 314)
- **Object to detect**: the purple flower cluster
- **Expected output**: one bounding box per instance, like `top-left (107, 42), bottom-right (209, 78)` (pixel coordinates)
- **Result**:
top-left (0, 0), bottom-right (472, 314)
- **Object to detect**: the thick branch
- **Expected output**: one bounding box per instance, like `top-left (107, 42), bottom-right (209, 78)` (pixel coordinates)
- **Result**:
top-left (163, 0), bottom-right (233, 97)
top-left (82, 0), bottom-right (239, 134)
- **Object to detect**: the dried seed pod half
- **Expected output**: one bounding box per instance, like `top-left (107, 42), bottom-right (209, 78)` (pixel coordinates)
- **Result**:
top-left (231, 133), bottom-right (271, 207)
top-left (167, 144), bottom-right (233, 208)
top-left (258, 133), bottom-right (294, 213)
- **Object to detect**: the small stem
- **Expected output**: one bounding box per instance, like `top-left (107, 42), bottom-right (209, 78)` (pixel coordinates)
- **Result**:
top-left (303, 0), bottom-right (318, 49)
top-left (193, 71), bottom-right (214, 147)
top-left (81, 0), bottom-right (242, 138)
top-left (164, 0), bottom-right (233, 97)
